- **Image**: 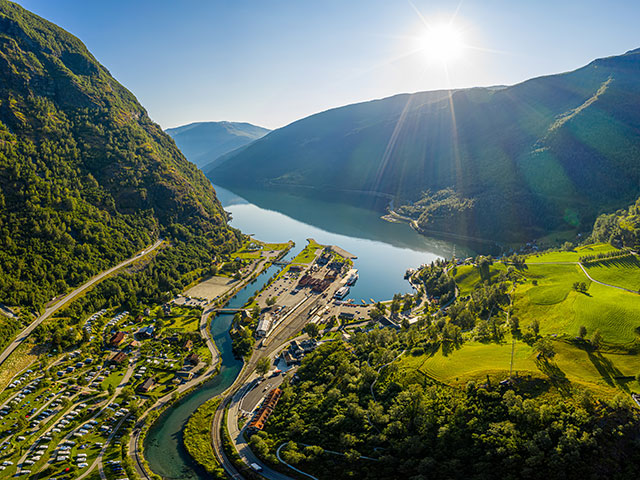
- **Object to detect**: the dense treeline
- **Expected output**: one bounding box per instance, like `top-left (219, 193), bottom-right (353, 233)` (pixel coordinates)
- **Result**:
top-left (0, 1), bottom-right (239, 312)
top-left (0, 315), bottom-right (20, 353)
top-left (256, 339), bottom-right (640, 480)
top-left (579, 248), bottom-right (633, 264)
top-left (591, 196), bottom-right (640, 249)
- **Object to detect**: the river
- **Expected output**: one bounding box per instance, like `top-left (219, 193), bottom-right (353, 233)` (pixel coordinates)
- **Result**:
top-left (144, 184), bottom-right (464, 479)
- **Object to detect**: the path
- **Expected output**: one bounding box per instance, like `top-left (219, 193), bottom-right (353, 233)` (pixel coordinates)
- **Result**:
top-left (0, 239), bottom-right (163, 368)
top-left (506, 260), bottom-right (640, 295)
top-left (577, 263), bottom-right (639, 294)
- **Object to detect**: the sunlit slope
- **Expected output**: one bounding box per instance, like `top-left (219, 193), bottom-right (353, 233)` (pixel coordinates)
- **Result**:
top-left (210, 49), bottom-right (640, 242)
top-left (420, 243), bottom-right (640, 395)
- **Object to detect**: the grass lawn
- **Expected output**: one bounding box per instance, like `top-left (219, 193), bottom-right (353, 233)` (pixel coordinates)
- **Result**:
top-left (165, 306), bottom-right (200, 332)
top-left (101, 368), bottom-right (126, 391)
top-left (453, 263), bottom-right (507, 296)
top-left (515, 278), bottom-right (640, 344)
top-left (584, 255), bottom-right (640, 291)
top-left (519, 263), bottom-right (586, 305)
top-left (291, 239), bottom-right (323, 265)
top-left (525, 243), bottom-right (619, 263)
top-left (399, 339), bottom-right (536, 384)
top-left (399, 340), bottom-right (640, 396)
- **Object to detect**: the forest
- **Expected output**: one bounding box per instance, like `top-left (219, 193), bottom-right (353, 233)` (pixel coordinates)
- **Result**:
top-left (254, 338), bottom-right (640, 480)
top-left (0, 0), bottom-right (240, 313)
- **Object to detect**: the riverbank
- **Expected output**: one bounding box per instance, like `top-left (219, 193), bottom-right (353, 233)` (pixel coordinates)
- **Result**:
top-left (141, 243), bottom-right (292, 480)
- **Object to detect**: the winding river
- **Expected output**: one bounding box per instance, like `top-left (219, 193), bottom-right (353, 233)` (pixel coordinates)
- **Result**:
top-left (144, 184), bottom-right (466, 479)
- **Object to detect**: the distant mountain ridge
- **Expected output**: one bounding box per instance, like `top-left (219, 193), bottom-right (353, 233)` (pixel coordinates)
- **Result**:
top-left (209, 49), bottom-right (640, 244)
top-left (166, 121), bottom-right (270, 168)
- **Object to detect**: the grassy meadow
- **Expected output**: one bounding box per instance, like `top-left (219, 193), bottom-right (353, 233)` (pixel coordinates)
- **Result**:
top-left (409, 243), bottom-right (640, 397)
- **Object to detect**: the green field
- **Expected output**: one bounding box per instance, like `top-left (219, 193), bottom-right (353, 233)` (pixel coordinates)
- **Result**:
top-left (400, 339), bottom-right (640, 395)
top-left (525, 243), bottom-right (618, 263)
top-left (291, 239), bottom-right (322, 265)
top-left (453, 263), bottom-right (507, 296)
top-left (584, 255), bottom-right (640, 292)
top-left (400, 339), bottom-right (536, 383)
top-left (409, 243), bottom-right (640, 397)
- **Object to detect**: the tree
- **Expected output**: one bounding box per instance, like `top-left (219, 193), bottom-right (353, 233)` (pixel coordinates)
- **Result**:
top-left (578, 325), bottom-right (587, 339)
top-left (256, 357), bottom-right (271, 376)
top-left (572, 281), bottom-right (587, 293)
top-left (266, 296), bottom-right (277, 307)
top-left (303, 323), bottom-right (320, 339)
top-left (591, 330), bottom-right (603, 350)
top-left (533, 337), bottom-right (556, 361)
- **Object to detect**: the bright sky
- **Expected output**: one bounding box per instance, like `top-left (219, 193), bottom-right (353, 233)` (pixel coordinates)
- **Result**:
top-left (16, 0), bottom-right (640, 130)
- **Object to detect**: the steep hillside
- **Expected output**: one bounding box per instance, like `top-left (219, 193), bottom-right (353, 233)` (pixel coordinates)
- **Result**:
top-left (0, 0), bottom-right (241, 310)
top-left (166, 121), bottom-right (270, 168)
top-left (209, 49), bottom-right (640, 243)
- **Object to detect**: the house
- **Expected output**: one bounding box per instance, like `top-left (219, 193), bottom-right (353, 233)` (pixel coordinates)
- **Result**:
top-left (109, 332), bottom-right (125, 347)
top-left (144, 308), bottom-right (151, 316)
top-left (186, 352), bottom-right (200, 365)
top-left (138, 325), bottom-right (155, 338)
top-left (181, 339), bottom-right (193, 352)
top-left (247, 388), bottom-right (283, 435)
top-left (282, 351), bottom-right (297, 366)
top-left (256, 313), bottom-right (273, 338)
top-left (137, 377), bottom-right (156, 394)
top-left (176, 370), bottom-right (194, 381)
top-left (109, 351), bottom-right (127, 365)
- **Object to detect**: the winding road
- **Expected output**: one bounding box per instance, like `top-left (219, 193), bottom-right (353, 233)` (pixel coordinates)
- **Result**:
top-left (0, 239), bottom-right (164, 368)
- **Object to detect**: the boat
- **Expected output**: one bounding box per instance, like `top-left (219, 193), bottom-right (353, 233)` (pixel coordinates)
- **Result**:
top-left (334, 286), bottom-right (350, 300)
top-left (346, 272), bottom-right (358, 286)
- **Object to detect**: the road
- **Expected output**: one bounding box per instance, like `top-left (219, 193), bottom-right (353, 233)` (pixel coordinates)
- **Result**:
top-left (577, 263), bottom-right (639, 294)
top-left (0, 239), bottom-right (164, 368)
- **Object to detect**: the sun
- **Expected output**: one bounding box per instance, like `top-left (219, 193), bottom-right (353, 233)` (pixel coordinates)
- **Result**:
top-left (418, 23), bottom-right (465, 63)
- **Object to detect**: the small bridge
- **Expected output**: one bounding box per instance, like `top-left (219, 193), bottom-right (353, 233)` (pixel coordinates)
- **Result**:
top-left (272, 260), bottom-right (290, 266)
top-left (211, 308), bottom-right (250, 314)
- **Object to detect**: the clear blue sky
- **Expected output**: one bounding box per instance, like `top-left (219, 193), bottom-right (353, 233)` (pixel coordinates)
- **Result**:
top-left (16, 0), bottom-right (640, 130)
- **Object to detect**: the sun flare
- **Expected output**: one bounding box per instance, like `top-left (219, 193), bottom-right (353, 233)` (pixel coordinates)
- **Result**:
top-left (418, 23), bottom-right (465, 62)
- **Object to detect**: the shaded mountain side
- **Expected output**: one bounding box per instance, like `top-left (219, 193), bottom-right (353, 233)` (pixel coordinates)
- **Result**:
top-left (0, 0), bottom-right (242, 310)
top-left (166, 121), bottom-right (270, 169)
top-left (209, 49), bottom-right (640, 243)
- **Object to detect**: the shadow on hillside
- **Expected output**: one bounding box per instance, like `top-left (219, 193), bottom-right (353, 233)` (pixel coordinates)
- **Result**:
top-left (587, 255), bottom-right (640, 269)
top-left (536, 359), bottom-right (571, 394)
top-left (587, 351), bottom-right (629, 392)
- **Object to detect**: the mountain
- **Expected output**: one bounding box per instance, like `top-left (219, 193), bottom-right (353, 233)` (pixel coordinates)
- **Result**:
top-left (208, 49), bottom-right (640, 244)
top-left (0, 0), bottom-right (241, 310)
top-left (166, 121), bottom-right (270, 168)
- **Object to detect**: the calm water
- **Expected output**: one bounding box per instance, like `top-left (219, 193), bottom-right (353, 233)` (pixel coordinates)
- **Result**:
top-left (214, 183), bottom-right (466, 302)
top-left (145, 184), bottom-right (467, 479)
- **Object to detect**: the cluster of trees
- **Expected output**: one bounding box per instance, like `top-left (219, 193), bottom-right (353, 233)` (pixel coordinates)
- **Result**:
top-left (0, 316), bottom-right (20, 353)
top-left (256, 339), bottom-right (640, 480)
top-left (591, 197), bottom-right (640, 249)
top-left (572, 281), bottom-right (588, 293)
top-left (416, 260), bottom-right (456, 305)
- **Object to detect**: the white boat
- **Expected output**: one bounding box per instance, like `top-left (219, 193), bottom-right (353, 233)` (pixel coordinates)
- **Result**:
top-left (334, 286), bottom-right (350, 299)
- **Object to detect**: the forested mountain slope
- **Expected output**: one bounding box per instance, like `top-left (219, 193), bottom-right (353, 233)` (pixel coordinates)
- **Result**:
top-left (209, 49), bottom-right (640, 243)
top-left (0, 0), bottom-right (241, 310)
top-left (166, 121), bottom-right (270, 169)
